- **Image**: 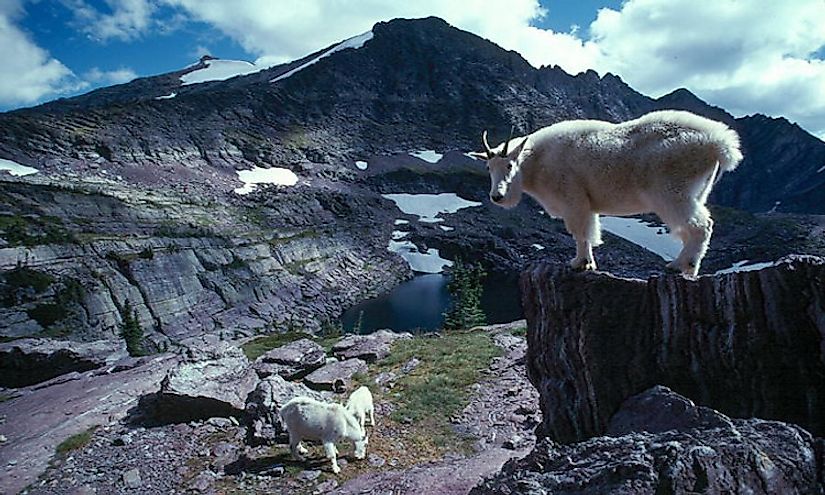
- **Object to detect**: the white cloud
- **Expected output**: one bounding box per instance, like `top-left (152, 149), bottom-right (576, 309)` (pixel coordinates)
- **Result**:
top-left (65, 0), bottom-right (156, 41)
top-left (84, 67), bottom-right (138, 85)
top-left (587, 0), bottom-right (825, 137)
top-left (0, 1), bottom-right (81, 107)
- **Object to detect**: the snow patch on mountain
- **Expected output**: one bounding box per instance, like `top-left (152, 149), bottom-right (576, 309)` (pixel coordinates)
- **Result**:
top-left (271, 31), bottom-right (373, 83)
top-left (410, 150), bottom-right (443, 163)
top-left (382, 193), bottom-right (482, 223)
top-left (155, 93), bottom-right (177, 100)
top-left (601, 216), bottom-right (682, 261)
top-left (181, 59), bottom-right (265, 85)
top-left (0, 158), bottom-right (39, 176)
top-left (234, 167), bottom-right (298, 195)
top-left (388, 239), bottom-right (452, 273)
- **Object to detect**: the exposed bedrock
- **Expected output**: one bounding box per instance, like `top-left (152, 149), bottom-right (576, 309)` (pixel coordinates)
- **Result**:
top-left (520, 254), bottom-right (825, 443)
top-left (471, 386), bottom-right (822, 494)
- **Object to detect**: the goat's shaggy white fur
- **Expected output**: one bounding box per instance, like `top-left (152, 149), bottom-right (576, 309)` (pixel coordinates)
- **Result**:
top-left (471, 110), bottom-right (743, 276)
top-left (346, 386), bottom-right (376, 430)
top-left (279, 396), bottom-right (368, 474)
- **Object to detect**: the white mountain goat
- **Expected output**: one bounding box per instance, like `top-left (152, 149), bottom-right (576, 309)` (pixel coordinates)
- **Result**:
top-left (346, 386), bottom-right (376, 430)
top-left (279, 396), bottom-right (368, 474)
top-left (469, 110), bottom-right (743, 277)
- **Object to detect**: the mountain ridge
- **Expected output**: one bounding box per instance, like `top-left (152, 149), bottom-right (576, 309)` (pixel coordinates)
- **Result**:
top-left (1, 16), bottom-right (823, 213)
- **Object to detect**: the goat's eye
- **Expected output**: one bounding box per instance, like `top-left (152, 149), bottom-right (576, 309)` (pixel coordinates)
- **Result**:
top-left (507, 163), bottom-right (512, 172)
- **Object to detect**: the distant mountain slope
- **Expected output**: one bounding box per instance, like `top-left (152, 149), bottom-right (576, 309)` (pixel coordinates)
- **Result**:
top-left (0, 16), bottom-right (822, 213)
top-left (654, 88), bottom-right (825, 213)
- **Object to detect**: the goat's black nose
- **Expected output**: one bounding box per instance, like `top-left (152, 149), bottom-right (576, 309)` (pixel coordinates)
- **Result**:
top-left (490, 192), bottom-right (504, 202)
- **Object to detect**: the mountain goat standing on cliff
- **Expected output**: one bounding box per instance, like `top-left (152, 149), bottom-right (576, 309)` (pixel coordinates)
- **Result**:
top-left (469, 110), bottom-right (742, 277)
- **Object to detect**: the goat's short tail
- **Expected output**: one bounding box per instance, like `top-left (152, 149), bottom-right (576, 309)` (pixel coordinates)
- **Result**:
top-left (714, 125), bottom-right (743, 172)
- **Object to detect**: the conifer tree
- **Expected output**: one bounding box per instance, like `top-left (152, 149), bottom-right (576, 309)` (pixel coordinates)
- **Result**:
top-left (443, 259), bottom-right (487, 330)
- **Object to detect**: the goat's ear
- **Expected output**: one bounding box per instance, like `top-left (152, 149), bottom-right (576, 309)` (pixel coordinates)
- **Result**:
top-left (512, 137), bottom-right (530, 158)
top-left (466, 151), bottom-right (488, 161)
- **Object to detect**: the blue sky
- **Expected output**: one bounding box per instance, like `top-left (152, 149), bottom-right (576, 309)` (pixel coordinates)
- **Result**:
top-left (2, 0), bottom-right (824, 138)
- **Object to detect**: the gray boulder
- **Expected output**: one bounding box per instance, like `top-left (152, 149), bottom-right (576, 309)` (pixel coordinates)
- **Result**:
top-left (252, 338), bottom-right (326, 379)
top-left (304, 358), bottom-right (368, 391)
top-left (0, 338), bottom-right (127, 388)
top-left (245, 375), bottom-right (330, 444)
top-left (154, 341), bottom-right (259, 422)
top-left (332, 330), bottom-right (411, 363)
top-left (472, 387), bottom-right (822, 494)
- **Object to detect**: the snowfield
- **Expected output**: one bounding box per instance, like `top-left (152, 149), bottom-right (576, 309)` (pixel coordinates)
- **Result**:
top-left (600, 216), bottom-right (682, 261)
top-left (715, 260), bottom-right (775, 275)
top-left (181, 59), bottom-right (265, 85)
top-left (355, 161), bottom-right (368, 170)
top-left (0, 158), bottom-right (39, 176)
top-left (271, 31), bottom-right (373, 83)
top-left (388, 239), bottom-right (452, 273)
top-left (155, 93), bottom-right (177, 100)
top-left (382, 193), bottom-right (481, 223)
top-left (410, 150), bottom-right (443, 163)
top-left (234, 167), bottom-right (298, 195)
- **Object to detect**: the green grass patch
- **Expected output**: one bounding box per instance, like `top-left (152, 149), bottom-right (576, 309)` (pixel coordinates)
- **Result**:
top-left (242, 331), bottom-right (314, 360)
top-left (510, 325), bottom-right (527, 337)
top-left (55, 427), bottom-right (97, 455)
top-left (378, 331), bottom-right (501, 423)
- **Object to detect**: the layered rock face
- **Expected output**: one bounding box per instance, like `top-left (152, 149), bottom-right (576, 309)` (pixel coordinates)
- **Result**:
top-left (520, 255), bottom-right (825, 443)
top-left (0, 181), bottom-right (408, 353)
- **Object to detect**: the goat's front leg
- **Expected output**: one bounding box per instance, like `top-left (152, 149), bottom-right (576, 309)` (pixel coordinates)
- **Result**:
top-left (289, 434), bottom-right (308, 461)
top-left (324, 442), bottom-right (341, 474)
top-left (369, 407), bottom-right (376, 426)
top-left (564, 212), bottom-right (600, 271)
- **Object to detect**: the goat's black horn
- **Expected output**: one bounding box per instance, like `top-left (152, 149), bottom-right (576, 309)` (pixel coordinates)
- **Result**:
top-left (501, 126), bottom-right (515, 156)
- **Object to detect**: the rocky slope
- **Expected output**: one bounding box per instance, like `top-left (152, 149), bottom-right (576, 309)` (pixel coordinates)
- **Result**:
top-left (472, 386), bottom-right (822, 494)
top-left (470, 256), bottom-right (825, 494)
top-left (0, 177), bottom-right (408, 356)
top-left (0, 17), bottom-right (822, 214)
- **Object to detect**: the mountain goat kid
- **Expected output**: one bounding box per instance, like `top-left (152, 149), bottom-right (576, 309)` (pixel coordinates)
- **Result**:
top-left (279, 396), bottom-right (368, 474)
top-left (470, 110), bottom-right (742, 277)
top-left (346, 386), bottom-right (376, 430)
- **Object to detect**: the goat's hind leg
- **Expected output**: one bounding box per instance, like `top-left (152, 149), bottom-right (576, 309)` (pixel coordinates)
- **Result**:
top-left (564, 212), bottom-right (601, 271)
top-left (663, 203), bottom-right (713, 277)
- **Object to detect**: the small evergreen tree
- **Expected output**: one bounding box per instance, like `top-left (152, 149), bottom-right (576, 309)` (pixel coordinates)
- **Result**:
top-left (443, 259), bottom-right (487, 330)
top-left (119, 299), bottom-right (145, 356)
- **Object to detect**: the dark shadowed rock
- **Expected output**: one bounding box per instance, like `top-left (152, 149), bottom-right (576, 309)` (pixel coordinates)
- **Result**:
top-left (245, 375), bottom-right (330, 445)
top-left (606, 385), bottom-right (733, 436)
top-left (303, 358), bottom-right (368, 391)
top-left (472, 406), bottom-right (821, 495)
top-left (332, 330), bottom-right (411, 362)
top-left (521, 255), bottom-right (825, 443)
top-left (0, 338), bottom-right (127, 388)
top-left (154, 341), bottom-right (259, 422)
top-left (252, 338), bottom-right (326, 379)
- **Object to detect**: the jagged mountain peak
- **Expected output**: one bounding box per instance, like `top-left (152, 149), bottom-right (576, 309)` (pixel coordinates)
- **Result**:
top-left (0, 16), bottom-right (823, 214)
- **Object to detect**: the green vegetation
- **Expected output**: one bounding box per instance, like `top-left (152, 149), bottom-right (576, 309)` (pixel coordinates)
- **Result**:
top-left (377, 330), bottom-right (501, 424)
top-left (119, 299), bottom-right (145, 357)
top-left (510, 325), bottom-right (527, 337)
top-left (0, 390), bottom-right (20, 403)
top-left (138, 247), bottom-right (154, 260)
top-left (241, 331), bottom-right (312, 360)
top-left (225, 256), bottom-right (248, 270)
top-left (2, 265), bottom-right (54, 294)
top-left (442, 259), bottom-right (487, 330)
top-left (0, 214), bottom-right (75, 247)
top-left (55, 427), bottom-right (97, 455)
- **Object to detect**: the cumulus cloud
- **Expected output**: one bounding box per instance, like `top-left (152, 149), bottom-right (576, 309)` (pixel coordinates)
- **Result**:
top-left (587, 0), bottom-right (825, 137)
top-left (64, 0), bottom-right (156, 41)
top-left (0, 0), bottom-right (81, 107)
top-left (84, 67), bottom-right (138, 85)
